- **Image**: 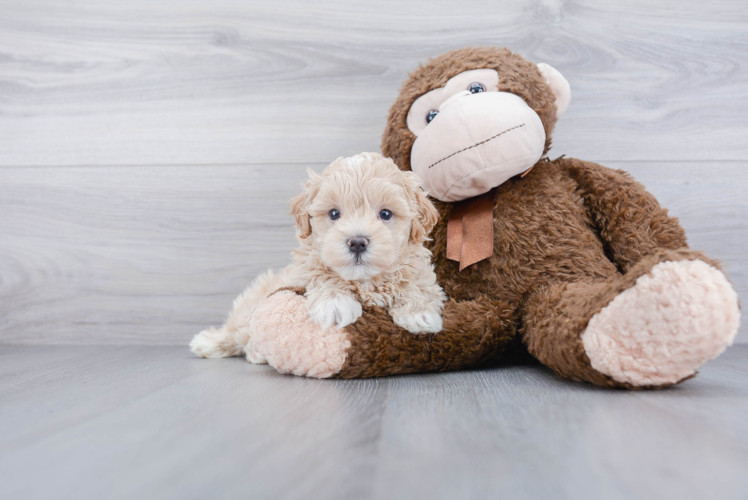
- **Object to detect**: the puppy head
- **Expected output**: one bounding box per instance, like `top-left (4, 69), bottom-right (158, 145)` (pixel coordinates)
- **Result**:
top-left (289, 152), bottom-right (438, 281)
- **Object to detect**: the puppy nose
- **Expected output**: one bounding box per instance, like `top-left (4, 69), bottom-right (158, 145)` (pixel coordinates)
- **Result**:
top-left (347, 237), bottom-right (369, 254)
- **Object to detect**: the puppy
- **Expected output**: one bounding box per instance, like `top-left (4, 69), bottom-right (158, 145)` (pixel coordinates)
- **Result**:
top-left (190, 153), bottom-right (446, 361)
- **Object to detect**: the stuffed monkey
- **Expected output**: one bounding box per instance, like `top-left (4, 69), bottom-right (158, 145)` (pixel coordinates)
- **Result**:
top-left (244, 47), bottom-right (740, 388)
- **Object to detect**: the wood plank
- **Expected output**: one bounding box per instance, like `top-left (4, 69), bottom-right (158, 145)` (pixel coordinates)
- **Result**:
top-left (0, 345), bottom-right (389, 500)
top-left (0, 0), bottom-right (746, 166)
top-left (0, 161), bottom-right (745, 345)
top-left (1, 345), bottom-right (746, 499)
top-left (0, 164), bottom-right (313, 344)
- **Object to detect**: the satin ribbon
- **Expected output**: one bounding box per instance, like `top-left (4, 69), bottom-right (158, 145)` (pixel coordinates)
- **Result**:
top-left (446, 188), bottom-right (497, 271)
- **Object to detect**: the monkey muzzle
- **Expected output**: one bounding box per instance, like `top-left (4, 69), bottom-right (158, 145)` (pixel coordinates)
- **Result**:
top-left (410, 91), bottom-right (546, 202)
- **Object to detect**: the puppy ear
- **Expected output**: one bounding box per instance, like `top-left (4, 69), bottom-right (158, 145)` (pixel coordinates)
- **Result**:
top-left (289, 169), bottom-right (322, 239)
top-left (402, 172), bottom-right (439, 243)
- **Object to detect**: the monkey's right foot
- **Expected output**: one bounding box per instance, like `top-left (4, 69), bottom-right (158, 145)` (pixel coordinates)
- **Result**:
top-left (582, 259), bottom-right (740, 387)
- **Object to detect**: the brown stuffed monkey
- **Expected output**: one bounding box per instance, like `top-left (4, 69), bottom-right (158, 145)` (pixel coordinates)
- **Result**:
top-left (238, 47), bottom-right (741, 389)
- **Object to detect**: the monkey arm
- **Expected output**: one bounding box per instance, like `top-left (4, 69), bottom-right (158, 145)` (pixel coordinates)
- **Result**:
top-left (562, 157), bottom-right (688, 274)
top-left (250, 289), bottom-right (521, 378)
top-left (339, 295), bottom-right (519, 378)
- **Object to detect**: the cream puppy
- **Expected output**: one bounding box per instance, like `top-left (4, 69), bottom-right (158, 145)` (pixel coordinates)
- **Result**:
top-left (190, 153), bottom-right (445, 361)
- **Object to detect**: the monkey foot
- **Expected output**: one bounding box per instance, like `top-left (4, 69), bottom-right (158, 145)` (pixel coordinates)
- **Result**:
top-left (250, 291), bottom-right (351, 378)
top-left (582, 259), bottom-right (740, 386)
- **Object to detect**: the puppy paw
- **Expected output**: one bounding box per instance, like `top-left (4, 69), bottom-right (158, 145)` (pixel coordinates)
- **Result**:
top-left (309, 295), bottom-right (363, 329)
top-left (392, 309), bottom-right (443, 334)
top-left (245, 338), bottom-right (268, 365)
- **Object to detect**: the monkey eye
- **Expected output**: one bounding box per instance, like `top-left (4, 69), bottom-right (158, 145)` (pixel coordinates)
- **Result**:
top-left (426, 109), bottom-right (439, 124)
top-left (468, 82), bottom-right (485, 94)
top-left (379, 209), bottom-right (393, 221)
top-left (329, 209), bottom-right (341, 221)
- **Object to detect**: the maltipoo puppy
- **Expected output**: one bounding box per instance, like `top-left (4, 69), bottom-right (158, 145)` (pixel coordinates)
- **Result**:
top-left (190, 152), bottom-right (446, 361)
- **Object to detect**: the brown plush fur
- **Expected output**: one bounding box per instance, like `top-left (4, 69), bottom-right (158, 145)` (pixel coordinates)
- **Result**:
top-left (334, 47), bottom-right (701, 388)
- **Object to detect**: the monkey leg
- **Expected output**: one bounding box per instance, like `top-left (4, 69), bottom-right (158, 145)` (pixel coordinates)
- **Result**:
top-left (522, 249), bottom-right (740, 388)
top-left (249, 289), bottom-right (520, 379)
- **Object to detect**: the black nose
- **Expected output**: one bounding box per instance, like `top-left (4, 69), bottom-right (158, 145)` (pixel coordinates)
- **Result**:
top-left (347, 237), bottom-right (369, 255)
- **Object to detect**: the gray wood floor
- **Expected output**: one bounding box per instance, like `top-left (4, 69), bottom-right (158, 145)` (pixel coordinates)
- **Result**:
top-left (1, 0), bottom-right (747, 344)
top-left (1, 344), bottom-right (747, 500)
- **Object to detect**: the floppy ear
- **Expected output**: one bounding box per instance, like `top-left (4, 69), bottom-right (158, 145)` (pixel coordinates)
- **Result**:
top-left (537, 63), bottom-right (571, 118)
top-left (402, 171), bottom-right (439, 243)
top-left (289, 169), bottom-right (322, 239)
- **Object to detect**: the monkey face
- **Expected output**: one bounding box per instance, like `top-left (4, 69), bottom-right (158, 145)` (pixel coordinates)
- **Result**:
top-left (382, 47), bottom-right (571, 202)
top-left (406, 69), bottom-right (548, 202)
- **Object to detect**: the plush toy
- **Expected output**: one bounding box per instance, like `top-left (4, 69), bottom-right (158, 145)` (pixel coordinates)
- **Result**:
top-left (245, 46), bottom-right (740, 389)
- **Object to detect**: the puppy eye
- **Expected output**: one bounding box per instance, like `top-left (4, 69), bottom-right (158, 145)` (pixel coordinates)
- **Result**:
top-left (425, 109), bottom-right (438, 124)
top-left (329, 209), bottom-right (341, 221)
top-left (379, 209), bottom-right (393, 221)
top-left (468, 82), bottom-right (485, 94)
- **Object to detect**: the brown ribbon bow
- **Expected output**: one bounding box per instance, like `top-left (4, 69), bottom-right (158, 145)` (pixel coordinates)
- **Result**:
top-left (446, 188), bottom-right (497, 271)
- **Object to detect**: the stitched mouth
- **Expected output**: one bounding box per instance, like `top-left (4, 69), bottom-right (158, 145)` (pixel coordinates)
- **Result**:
top-left (427, 123), bottom-right (526, 169)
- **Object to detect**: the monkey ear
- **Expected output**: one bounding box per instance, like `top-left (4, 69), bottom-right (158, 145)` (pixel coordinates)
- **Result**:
top-left (288, 169), bottom-right (322, 239)
top-left (537, 63), bottom-right (571, 118)
top-left (403, 173), bottom-right (440, 243)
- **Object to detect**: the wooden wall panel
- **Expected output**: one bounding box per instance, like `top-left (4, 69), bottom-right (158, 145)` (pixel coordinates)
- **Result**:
top-left (0, 0), bottom-right (746, 166)
top-left (1, 162), bottom-right (745, 344)
top-left (0, 165), bottom-right (308, 343)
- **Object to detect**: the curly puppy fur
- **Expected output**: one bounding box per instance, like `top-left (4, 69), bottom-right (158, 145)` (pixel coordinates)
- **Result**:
top-left (190, 153), bottom-right (445, 360)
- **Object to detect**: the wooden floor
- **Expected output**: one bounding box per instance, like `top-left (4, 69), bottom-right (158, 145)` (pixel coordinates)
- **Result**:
top-left (1, 344), bottom-right (747, 500)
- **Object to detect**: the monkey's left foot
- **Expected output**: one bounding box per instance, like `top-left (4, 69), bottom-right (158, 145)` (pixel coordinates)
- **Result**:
top-left (251, 290), bottom-right (351, 378)
top-left (582, 259), bottom-right (740, 386)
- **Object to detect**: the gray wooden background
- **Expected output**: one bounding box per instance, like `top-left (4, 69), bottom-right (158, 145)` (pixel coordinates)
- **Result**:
top-left (1, 0), bottom-right (746, 345)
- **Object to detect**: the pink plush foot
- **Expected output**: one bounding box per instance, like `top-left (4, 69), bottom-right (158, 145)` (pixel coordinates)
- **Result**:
top-left (582, 259), bottom-right (740, 386)
top-left (250, 291), bottom-right (351, 378)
